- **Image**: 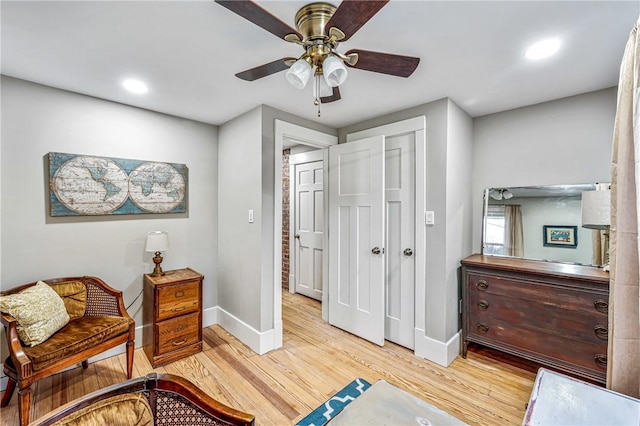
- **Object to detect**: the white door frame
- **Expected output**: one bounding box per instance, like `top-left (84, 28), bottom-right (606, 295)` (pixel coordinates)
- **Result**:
top-left (346, 116), bottom-right (427, 357)
top-left (273, 120), bottom-right (337, 349)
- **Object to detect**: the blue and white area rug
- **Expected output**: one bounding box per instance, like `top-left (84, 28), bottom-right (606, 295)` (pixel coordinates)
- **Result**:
top-left (296, 378), bottom-right (372, 426)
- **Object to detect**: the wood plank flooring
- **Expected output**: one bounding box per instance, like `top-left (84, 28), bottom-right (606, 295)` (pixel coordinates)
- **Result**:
top-left (1, 292), bottom-right (536, 425)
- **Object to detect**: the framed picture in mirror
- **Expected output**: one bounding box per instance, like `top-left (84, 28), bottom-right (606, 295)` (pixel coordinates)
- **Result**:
top-left (543, 225), bottom-right (578, 248)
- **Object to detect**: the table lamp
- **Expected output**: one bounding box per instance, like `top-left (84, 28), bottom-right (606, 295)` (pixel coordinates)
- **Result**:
top-left (145, 231), bottom-right (170, 276)
top-left (581, 189), bottom-right (611, 270)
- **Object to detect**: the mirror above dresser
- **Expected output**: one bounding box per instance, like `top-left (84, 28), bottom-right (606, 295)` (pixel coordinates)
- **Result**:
top-left (481, 183), bottom-right (610, 267)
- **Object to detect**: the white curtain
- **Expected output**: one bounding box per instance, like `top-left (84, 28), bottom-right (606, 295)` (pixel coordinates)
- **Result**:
top-left (607, 15), bottom-right (639, 398)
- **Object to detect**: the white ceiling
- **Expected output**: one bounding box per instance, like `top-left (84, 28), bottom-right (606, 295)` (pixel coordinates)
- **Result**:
top-left (2, 1), bottom-right (638, 128)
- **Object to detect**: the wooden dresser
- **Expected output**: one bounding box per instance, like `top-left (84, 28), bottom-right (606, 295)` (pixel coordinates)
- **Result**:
top-left (143, 268), bottom-right (203, 367)
top-left (460, 254), bottom-right (610, 384)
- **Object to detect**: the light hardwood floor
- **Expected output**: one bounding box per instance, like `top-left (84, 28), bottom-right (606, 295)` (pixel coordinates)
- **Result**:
top-left (1, 292), bottom-right (536, 425)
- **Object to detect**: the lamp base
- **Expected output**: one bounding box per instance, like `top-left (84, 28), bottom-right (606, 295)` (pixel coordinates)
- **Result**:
top-left (150, 252), bottom-right (165, 277)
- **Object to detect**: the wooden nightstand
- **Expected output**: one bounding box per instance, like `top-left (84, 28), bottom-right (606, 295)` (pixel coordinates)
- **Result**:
top-left (143, 268), bottom-right (203, 367)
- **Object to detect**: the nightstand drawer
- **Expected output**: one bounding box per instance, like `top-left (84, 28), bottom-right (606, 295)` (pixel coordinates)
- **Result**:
top-left (156, 312), bottom-right (200, 355)
top-left (156, 280), bottom-right (200, 321)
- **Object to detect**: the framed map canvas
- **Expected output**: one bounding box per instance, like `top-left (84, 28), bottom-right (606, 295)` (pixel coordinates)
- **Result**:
top-left (48, 152), bottom-right (188, 216)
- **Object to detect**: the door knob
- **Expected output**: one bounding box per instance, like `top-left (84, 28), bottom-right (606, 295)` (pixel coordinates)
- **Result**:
top-left (403, 248), bottom-right (413, 256)
top-left (294, 234), bottom-right (300, 239)
top-left (371, 247), bottom-right (381, 255)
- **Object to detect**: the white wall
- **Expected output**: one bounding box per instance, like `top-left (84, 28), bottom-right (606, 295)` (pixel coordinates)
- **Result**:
top-left (0, 76), bottom-right (218, 362)
top-left (472, 88), bottom-right (617, 252)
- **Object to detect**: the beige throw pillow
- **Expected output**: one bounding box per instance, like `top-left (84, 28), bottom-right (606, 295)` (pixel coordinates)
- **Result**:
top-left (0, 281), bottom-right (70, 346)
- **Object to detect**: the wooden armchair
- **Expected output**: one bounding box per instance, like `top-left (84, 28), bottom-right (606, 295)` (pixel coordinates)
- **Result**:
top-left (30, 372), bottom-right (255, 425)
top-left (0, 276), bottom-right (135, 426)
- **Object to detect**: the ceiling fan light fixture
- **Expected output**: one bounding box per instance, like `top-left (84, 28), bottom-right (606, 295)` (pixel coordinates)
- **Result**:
top-left (286, 58), bottom-right (312, 89)
top-left (322, 54), bottom-right (348, 87)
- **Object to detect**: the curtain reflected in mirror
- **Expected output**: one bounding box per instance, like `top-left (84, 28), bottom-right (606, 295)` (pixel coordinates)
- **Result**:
top-left (482, 184), bottom-right (609, 266)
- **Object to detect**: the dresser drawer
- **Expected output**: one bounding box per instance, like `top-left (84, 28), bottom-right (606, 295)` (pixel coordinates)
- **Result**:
top-left (467, 272), bottom-right (608, 316)
top-left (467, 315), bottom-right (607, 376)
top-left (156, 312), bottom-right (200, 355)
top-left (156, 280), bottom-right (200, 321)
top-left (468, 292), bottom-right (609, 345)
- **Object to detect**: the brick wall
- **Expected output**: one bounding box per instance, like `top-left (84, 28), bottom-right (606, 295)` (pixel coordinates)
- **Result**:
top-left (282, 149), bottom-right (290, 289)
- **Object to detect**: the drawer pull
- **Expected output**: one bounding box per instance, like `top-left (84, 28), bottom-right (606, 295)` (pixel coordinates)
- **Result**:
top-left (477, 323), bottom-right (489, 333)
top-left (594, 325), bottom-right (608, 340)
top-left (175, 290), bottom-right (185, 298)
top-left (172, 338), bottom-right (188, 346)
top-left (594, 354), bottom-right (607, 369)
top-left (172, 306), bottom-right (186, 312)
top-left (594, 300), bottom-right (608, 313)
top-left (477, 299), bottom-right (489, 310)
top-left (476, 280), bottom-right (488, 291)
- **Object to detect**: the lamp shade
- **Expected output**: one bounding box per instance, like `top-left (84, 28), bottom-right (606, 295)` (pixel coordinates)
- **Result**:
top-left (286, 58), bottom-right (312, 89)
top-left (145, 231), bottom-right (170, 252)
top-left (581, 190), bottom-right (610, 229)
top-left (322, 55), bottom-right (348, 87)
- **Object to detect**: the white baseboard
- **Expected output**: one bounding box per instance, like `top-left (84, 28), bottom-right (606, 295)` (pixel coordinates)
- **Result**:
top-left (414, 328), bottom-right (461, 367)
top-left (214, 306), bottom-right (280, 355)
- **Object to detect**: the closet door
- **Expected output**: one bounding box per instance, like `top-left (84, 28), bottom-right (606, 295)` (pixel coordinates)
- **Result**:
top-left (384, 134), bottom-right (415, 349)
top-left (328, 136), bottom-right (385, 346)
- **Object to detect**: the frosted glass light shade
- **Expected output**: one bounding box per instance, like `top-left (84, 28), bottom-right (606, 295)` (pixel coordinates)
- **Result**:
top-left (145, 231), bottom-right (170, 252)
top-left (323, 55), bottom-right (348, 87)
top-left (581, 190), bottom-right (610, 229)
top-left (286, 59), bottom-right (312, 89)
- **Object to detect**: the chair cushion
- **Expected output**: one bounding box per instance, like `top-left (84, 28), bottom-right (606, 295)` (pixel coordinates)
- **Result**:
top-left (50, 392), bottom-right (153, 426)
top-left (48, 281), bottom-right (87, 319)
top-left (0, 281), bottom-right (70, 346)
top-left (24, 316), bottom-right (132, 371)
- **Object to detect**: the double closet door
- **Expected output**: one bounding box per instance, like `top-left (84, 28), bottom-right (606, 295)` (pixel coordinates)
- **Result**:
top-left (328, 130), bottom-right (417, 349)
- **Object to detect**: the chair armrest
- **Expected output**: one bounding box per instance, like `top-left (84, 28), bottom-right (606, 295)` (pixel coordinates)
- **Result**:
top-left (0, 312), bottom-right (33, 377)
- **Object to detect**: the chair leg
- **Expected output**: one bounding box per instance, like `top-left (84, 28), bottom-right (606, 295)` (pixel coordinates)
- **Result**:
top-left (18, 385), bottom-right (32, 426)
top-left (126, 339), bottom-right (134, 379)
top-left (0, 377), bottom-right (16, 407)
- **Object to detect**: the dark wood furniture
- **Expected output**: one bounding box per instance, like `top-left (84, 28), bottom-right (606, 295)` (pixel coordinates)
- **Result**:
top-left (0, 276), bottom-right (135, 426)
top-left (143, 268), bottom-right (203, 367)
top-left (461, 254), bottom-right (610, 384)
top-left (30, 372), bottom-right (255, 425)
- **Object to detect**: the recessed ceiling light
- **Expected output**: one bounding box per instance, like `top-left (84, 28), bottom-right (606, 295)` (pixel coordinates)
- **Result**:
top-left (122, 79), bottom-right (148, 94)
top-left (525, 38), bottom-right (561, 60)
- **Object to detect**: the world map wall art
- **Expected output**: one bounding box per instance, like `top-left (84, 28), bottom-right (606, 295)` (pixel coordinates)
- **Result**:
top-left (48, 152), bottom-right (188, 216)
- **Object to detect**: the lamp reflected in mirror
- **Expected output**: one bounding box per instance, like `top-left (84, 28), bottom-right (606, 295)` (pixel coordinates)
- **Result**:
top-left (581, 186), bottom-right (611, 271)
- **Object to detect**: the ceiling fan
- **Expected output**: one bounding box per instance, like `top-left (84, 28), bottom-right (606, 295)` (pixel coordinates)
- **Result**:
top-left (215, 0), bottom-right (420, 115)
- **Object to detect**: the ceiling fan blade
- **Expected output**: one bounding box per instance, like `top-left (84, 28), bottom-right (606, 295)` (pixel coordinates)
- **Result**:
top-left (235, 58), bottom-right (296, 81)
top-left (320, 86), bottom-right (341, 103)
top-left (215, 1), bottom-right (302, 40)
top-left (326, 1), bottom-right (389, 42)
top-left (345, 49), bottom-right (420, 77)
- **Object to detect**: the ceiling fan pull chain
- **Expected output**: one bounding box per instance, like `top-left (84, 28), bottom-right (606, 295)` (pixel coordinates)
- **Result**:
top-left (313, 74), bottom-right (321, 117)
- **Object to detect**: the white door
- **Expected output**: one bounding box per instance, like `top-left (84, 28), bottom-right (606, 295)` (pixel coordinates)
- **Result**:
top-left (328, 136), bottom-right (385, 346)
top-left (294, 159), bottom-right (324, 300)
top-left (384, 135), bottom-right (415, 349)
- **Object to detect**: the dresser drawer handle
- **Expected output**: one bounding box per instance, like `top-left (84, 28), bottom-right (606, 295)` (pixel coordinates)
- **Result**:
top-left (172, 338), bottom-right (188, 346)
top-left (477, 323), bottom-right (489, 333)
top-left (477, 299), bottom-right (489, 310)
top-left (174, 290), bottom-right (185, 298)
top-left (476, 280), bottom-right (488, 291)
top-left (594, 354), bottom-right (607, 369)
top-left (594, 325), bottom-right (608, 340)
top-left (172, 306), bottom-right (186, 312)
top-left (594, 300), bottom-right (608, 313)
